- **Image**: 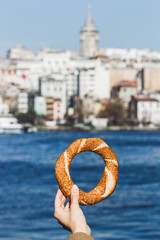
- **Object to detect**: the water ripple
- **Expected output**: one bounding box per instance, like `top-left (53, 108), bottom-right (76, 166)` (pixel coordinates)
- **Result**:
top-left (0, 131), bottom-right (160, 239)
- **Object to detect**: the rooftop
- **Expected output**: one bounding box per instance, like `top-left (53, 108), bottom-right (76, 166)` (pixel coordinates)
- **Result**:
top-left (135, 97), bottom-right (158, 102)
top-left (114, 80), bottom-right (137, 88)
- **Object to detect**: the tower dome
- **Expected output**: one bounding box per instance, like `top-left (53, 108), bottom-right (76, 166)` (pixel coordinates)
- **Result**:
top-left (80, 5), bottom-right (99, 58)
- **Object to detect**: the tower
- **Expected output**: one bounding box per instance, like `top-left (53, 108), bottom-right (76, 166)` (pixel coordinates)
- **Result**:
top-left (80, 5), bottom-right (99, 58)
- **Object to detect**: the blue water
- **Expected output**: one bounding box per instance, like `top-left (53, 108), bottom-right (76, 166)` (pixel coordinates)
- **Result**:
top-left (0, 131), bottom-right (160, 240)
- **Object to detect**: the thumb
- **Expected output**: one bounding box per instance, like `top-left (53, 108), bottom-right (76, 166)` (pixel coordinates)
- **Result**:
top-left (71, 185), bottom-right (79, 207)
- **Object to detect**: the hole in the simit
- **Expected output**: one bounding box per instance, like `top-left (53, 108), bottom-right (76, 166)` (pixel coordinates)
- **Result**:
top-left (70, 151), bottom-right (105, 193)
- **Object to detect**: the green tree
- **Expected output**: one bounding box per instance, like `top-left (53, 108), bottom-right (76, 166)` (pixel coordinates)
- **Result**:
top-left (98, 99), bottom-right (126, 125)
top-left (16, 110), bottom-right (37, 125)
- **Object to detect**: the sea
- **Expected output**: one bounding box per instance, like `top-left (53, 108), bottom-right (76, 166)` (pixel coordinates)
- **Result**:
top-left (0, 130), bottom-right (160, 240)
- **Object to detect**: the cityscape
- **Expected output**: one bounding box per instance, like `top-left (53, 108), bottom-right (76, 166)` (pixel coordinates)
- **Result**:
top-left (0, 3), bottom-right (160, 240)
top-left (0, 6), bottom-right (160, 132)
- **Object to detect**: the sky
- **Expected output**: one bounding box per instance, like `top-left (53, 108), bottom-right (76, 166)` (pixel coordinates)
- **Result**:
top-left (0, 0), bottom-right (160, 57)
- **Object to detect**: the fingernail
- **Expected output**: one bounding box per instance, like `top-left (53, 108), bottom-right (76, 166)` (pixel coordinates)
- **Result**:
top-left (72, 185), bottom-right (78, 193)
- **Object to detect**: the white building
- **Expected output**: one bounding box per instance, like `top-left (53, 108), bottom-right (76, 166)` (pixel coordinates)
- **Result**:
top-left (112, 80), bottom-right (137, 108)
top-left (7, 46), bottom-right (34, 60)
top-left (35, 48), bottom-right (79, 75)
top-left (92, 118), bottom-right (108, 129)
top-left (0, 97), bottom-right (9, 115)
top-left (17, 92), bottom-right (28, 113)
top-left (39, 74), bottom-right (66, 115)
top-left (65, 71), bottom-right (78, 105)
top-left (1, 68), bottom-right (18, 86)
top-left (129, 96), bottom-right (160, 124)
top-left (34, 96), bottom-right (46, 116)
top-left (1, 58), bottom-right (44, 91)
top-left (148, 91), bottom-right (160, 102)
top-left (15, 59), bottom-right (44, 90)
top-left (78, 59), bottom-right (110, 99)
top-left (99, 48), bottom-right (128, 60)
top-left (5, 84), bottom-right (19, 97)
top-left (98, 48), bottom-right (160, 62)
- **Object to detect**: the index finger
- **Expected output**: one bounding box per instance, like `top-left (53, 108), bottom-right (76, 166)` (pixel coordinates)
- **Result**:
top-left (54, 188), bottom-right (64, 209)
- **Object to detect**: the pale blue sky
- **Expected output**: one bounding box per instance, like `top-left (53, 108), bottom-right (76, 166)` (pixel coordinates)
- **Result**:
top-left (0, 0), bottom-right (160, 57)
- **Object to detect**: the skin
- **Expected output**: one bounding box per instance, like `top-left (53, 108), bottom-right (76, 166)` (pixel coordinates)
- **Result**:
top-left (54, 185), bottom-right (91, 235)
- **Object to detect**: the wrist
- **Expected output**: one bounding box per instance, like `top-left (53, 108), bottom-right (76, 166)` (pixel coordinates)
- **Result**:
top-left (72, 226), bottom-right (91, 235)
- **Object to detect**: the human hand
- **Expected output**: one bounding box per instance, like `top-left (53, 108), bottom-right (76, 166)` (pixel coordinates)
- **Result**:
top-left (54, 185), bottom-right (91, 235)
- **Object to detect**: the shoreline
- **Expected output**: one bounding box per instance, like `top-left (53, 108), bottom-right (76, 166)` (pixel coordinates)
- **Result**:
top-left (35, 125), bottom-right (160, 132)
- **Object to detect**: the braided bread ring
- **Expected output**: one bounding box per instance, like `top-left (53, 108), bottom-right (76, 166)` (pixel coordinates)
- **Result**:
top-left (55, 138), bottom-right (118, 205)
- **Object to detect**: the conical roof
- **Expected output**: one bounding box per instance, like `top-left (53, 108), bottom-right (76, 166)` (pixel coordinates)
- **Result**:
top-left (81, 5), bottom-right (98, 32)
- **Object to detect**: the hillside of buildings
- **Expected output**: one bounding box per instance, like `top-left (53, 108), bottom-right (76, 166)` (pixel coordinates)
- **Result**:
top-left (0, 8), bottom-right (160, 130)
